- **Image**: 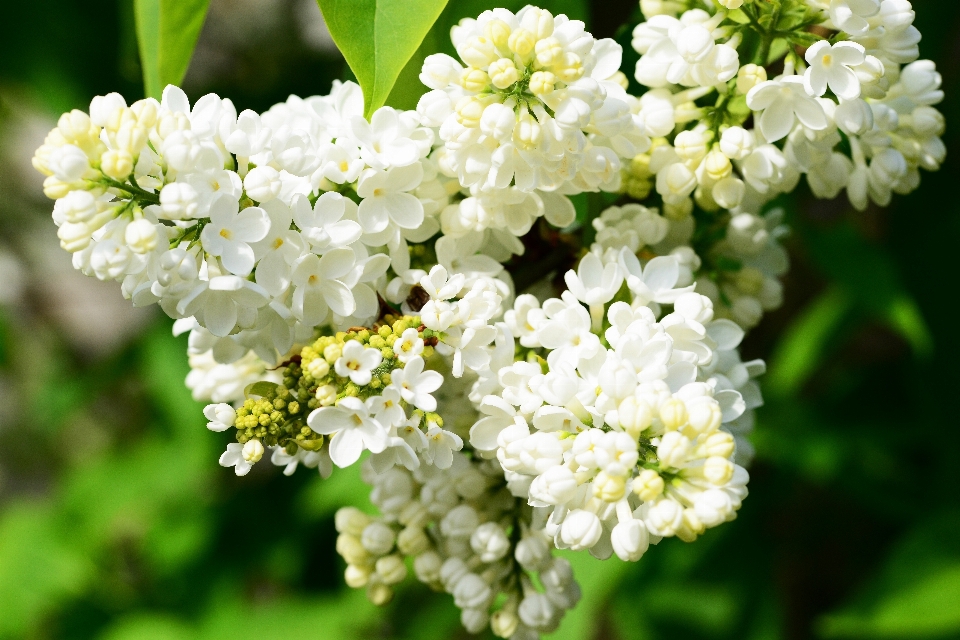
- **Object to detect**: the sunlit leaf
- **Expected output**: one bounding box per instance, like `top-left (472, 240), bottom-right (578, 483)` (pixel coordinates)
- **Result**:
top-left (134, 0), bottom-right (212, 99)
top-left (317, 0), bottom-right (449, 117)
top-left (765, 286), bottom-right (852, 399)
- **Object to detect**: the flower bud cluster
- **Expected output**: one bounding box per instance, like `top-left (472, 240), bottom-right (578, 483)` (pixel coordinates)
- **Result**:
top-left (418, 6), bottom-right (649, 194)
top-left (30, 2), bottom-right (946, 637)
top-left (335, 454), bottom-right (581, 638)
top-left (620, 0), bottom-right (944, 214)
top-left (207, 316), bottom-right (459, 476)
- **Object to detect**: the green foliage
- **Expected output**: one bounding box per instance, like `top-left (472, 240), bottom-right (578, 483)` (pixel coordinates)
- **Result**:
top-left (316, 0), bottom-right (450, 117)
top-left (134, 0), bottom-right (212, 99)
top-left (2, 1), bottom-right (959, 639)
top-left (818, 511), bottom-right (960, 638)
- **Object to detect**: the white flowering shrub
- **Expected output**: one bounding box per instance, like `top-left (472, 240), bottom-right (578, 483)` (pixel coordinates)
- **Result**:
top-left (30, 0), bottom-right (943, 637)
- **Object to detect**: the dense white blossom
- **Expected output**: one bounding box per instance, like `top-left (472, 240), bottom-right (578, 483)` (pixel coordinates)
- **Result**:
top-left (31, 0), bottom-right (946, 637)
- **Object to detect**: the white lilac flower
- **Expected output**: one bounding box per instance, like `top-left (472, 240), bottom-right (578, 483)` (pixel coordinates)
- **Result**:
top-left (251, 199), bottom-right (306, 295)
top-left (335, 340), bottom-right (383, 386)
top-left (308, 397), bottom-right (388, 467)
top-left (292, 192), bottom-right (363, 252)
top-left (747, 75), bottom-right (829, 143)
top-left (290, 248), bottom-right (357, 326)
top-left (804, 41), bottom-right (866, 100)
top-left (356, 164), bottom-right (425, 234)
top-left (419, 6), bottom-right (647, 194)
top-left (219, 440), bottom-right (264, 476)
top-left (199, 194), bottom-right (271, 277)
top-left (391, 356), bottom-right (443, 411)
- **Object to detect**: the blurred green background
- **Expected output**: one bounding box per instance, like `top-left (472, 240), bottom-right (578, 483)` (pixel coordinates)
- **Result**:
top-left (0, 0), bottom-right (958, 638)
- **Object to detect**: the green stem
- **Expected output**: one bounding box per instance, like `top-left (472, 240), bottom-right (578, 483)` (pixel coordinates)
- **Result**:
top-left (101, 176), bottom-right (161, 205)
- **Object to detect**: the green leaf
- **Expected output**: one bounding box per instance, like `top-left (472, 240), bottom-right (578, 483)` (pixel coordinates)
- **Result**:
top-left (803, 221), bottom-right (933, 358)
top-left (552, 550), bottom-right (631, 639)
top-left (818, 510), bottom-right (960, 638)
top-left (317, 0), bottom-right (450, 118)
top-left (244, 381), bottom-right (280, 398)
top-left (0, 503), bottom-right (94, 637)
top-left (765, 286), bottom-right (853, 399)
top-left (134, 0), bottom-right (212, 99)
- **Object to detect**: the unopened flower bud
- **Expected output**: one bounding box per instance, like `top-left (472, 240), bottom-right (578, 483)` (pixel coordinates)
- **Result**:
top-left (58, 221), bottom-right (91, 252)
top-left (632, 468), bottom-right (664, 501)
top-left (453, 573), bottom-right (492, 610)
top-left (100, 149), bottom-right (133, 180)
top-left (703, 456), bottom-right (735, 484)
top-left (515, 534), bottom-right (551, 571)
top-left (456, 96), bottom-right (486, 128)
top-left (459, 36), bottom-right (499, 68)
top-left (47, 144), bottom-right (90, 182)
top-left (687, 399), bottom-right (722, 434)
top-left (488, 58), bottom-right (520, 89)
top-left (518, 592), bottom-right (557, 630)
top-left (619, 396), bottom-right (653, 438)
top-left (513, 111), bottom-right (542, 149)
top-left (361, 521), bottom-right (396, 556)
top-left (440, 504), bottom-right (480, 539)
top-left (528, 71), bottom-right (556, 96)
top-left (243, 165), bottom-right (281, 202)
top-left (366, 582), bottom-right (393, 606)
top-left (241, 439), bottom-right (264, 464)
top-left (375, 554), bottom-right (407, 585)
top-left (470, 522), bottom-right (511, 562)
top-left (58, 110), bottom-right (94, 143)
top-left (659, 398), bottom-right (689, 431)
top-left (461, 608), bottom-right (490, 634)
top-left (491, 609), bottom-right (520, 638)
top-left (677, 507), bottom-right (705, 542)
top-left (592, 470), bottom-right (627, 502)
top-left (344, 564), bottom-right (371, 588)
top-left (555, 52), bottom-right (584, 83)
top-left (414, 550), bottom-right (443, 583)
top-left (306, 357), bottom-right (330, 380)
top-left (316, 384), bottom-right (337, 406)
top-left (702, 149), bottom-right (732, 181)
top-left (397, 526), bottom-right (430, 555)
top-left (483, 19), bottom-right (512, 49)
top-left (535, 37), bottom-right (563, 67)
top-left (657, 431), bottom-right (691, 467)
top-left (58, 190), bottom-right (99, 224)
top-left (737, 63), bottom-right (767, 94)
top-left (335, 506), bottom-right (371, 536)
top-left (674, 129), bottom-right (708, 163)
top-left (336, 533), bottom-right (370, 566)
top-left (507, 28), bottom-right (536, 59)
top-left (559, 509), bottom-right (602, 550)
top-left (719, 126), bottom-right (754, 160)
top-left (460, 68), bottom-right (491, 93)
top-left (645, 498), bottom-right (684, 536)
top-left (125, 218), bottom-right (158, 254)
top-left (712, 177), bottom-right (745, 208)
top-left (611, 519), bottom-right (649, 561)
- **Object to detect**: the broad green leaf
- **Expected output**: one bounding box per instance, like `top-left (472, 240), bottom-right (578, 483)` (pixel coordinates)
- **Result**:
top-left (317, 0), bottom-right (450, 118)
top-left (853, 566), bottom-right (960, 636)
top-left (765, 286), bottom-right (853, 399)
top-left (818, 511), bottom-right (960, 638)
top-left (244, 381), bottom-right (280, 398)
top-left (99, 614), bottom-right (193, 640)
top-left (134, 0), bottom-right (211, 99)
top-left (552, 550), bottom-right (631, 639)
top-left (803, 221), bottom-right (932, 357)
top-left (0, 503), bottom-right (94, 637)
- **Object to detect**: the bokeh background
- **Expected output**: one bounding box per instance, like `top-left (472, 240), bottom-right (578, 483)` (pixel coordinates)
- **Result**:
top-left (0, 1), bottom-right (958, 638)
